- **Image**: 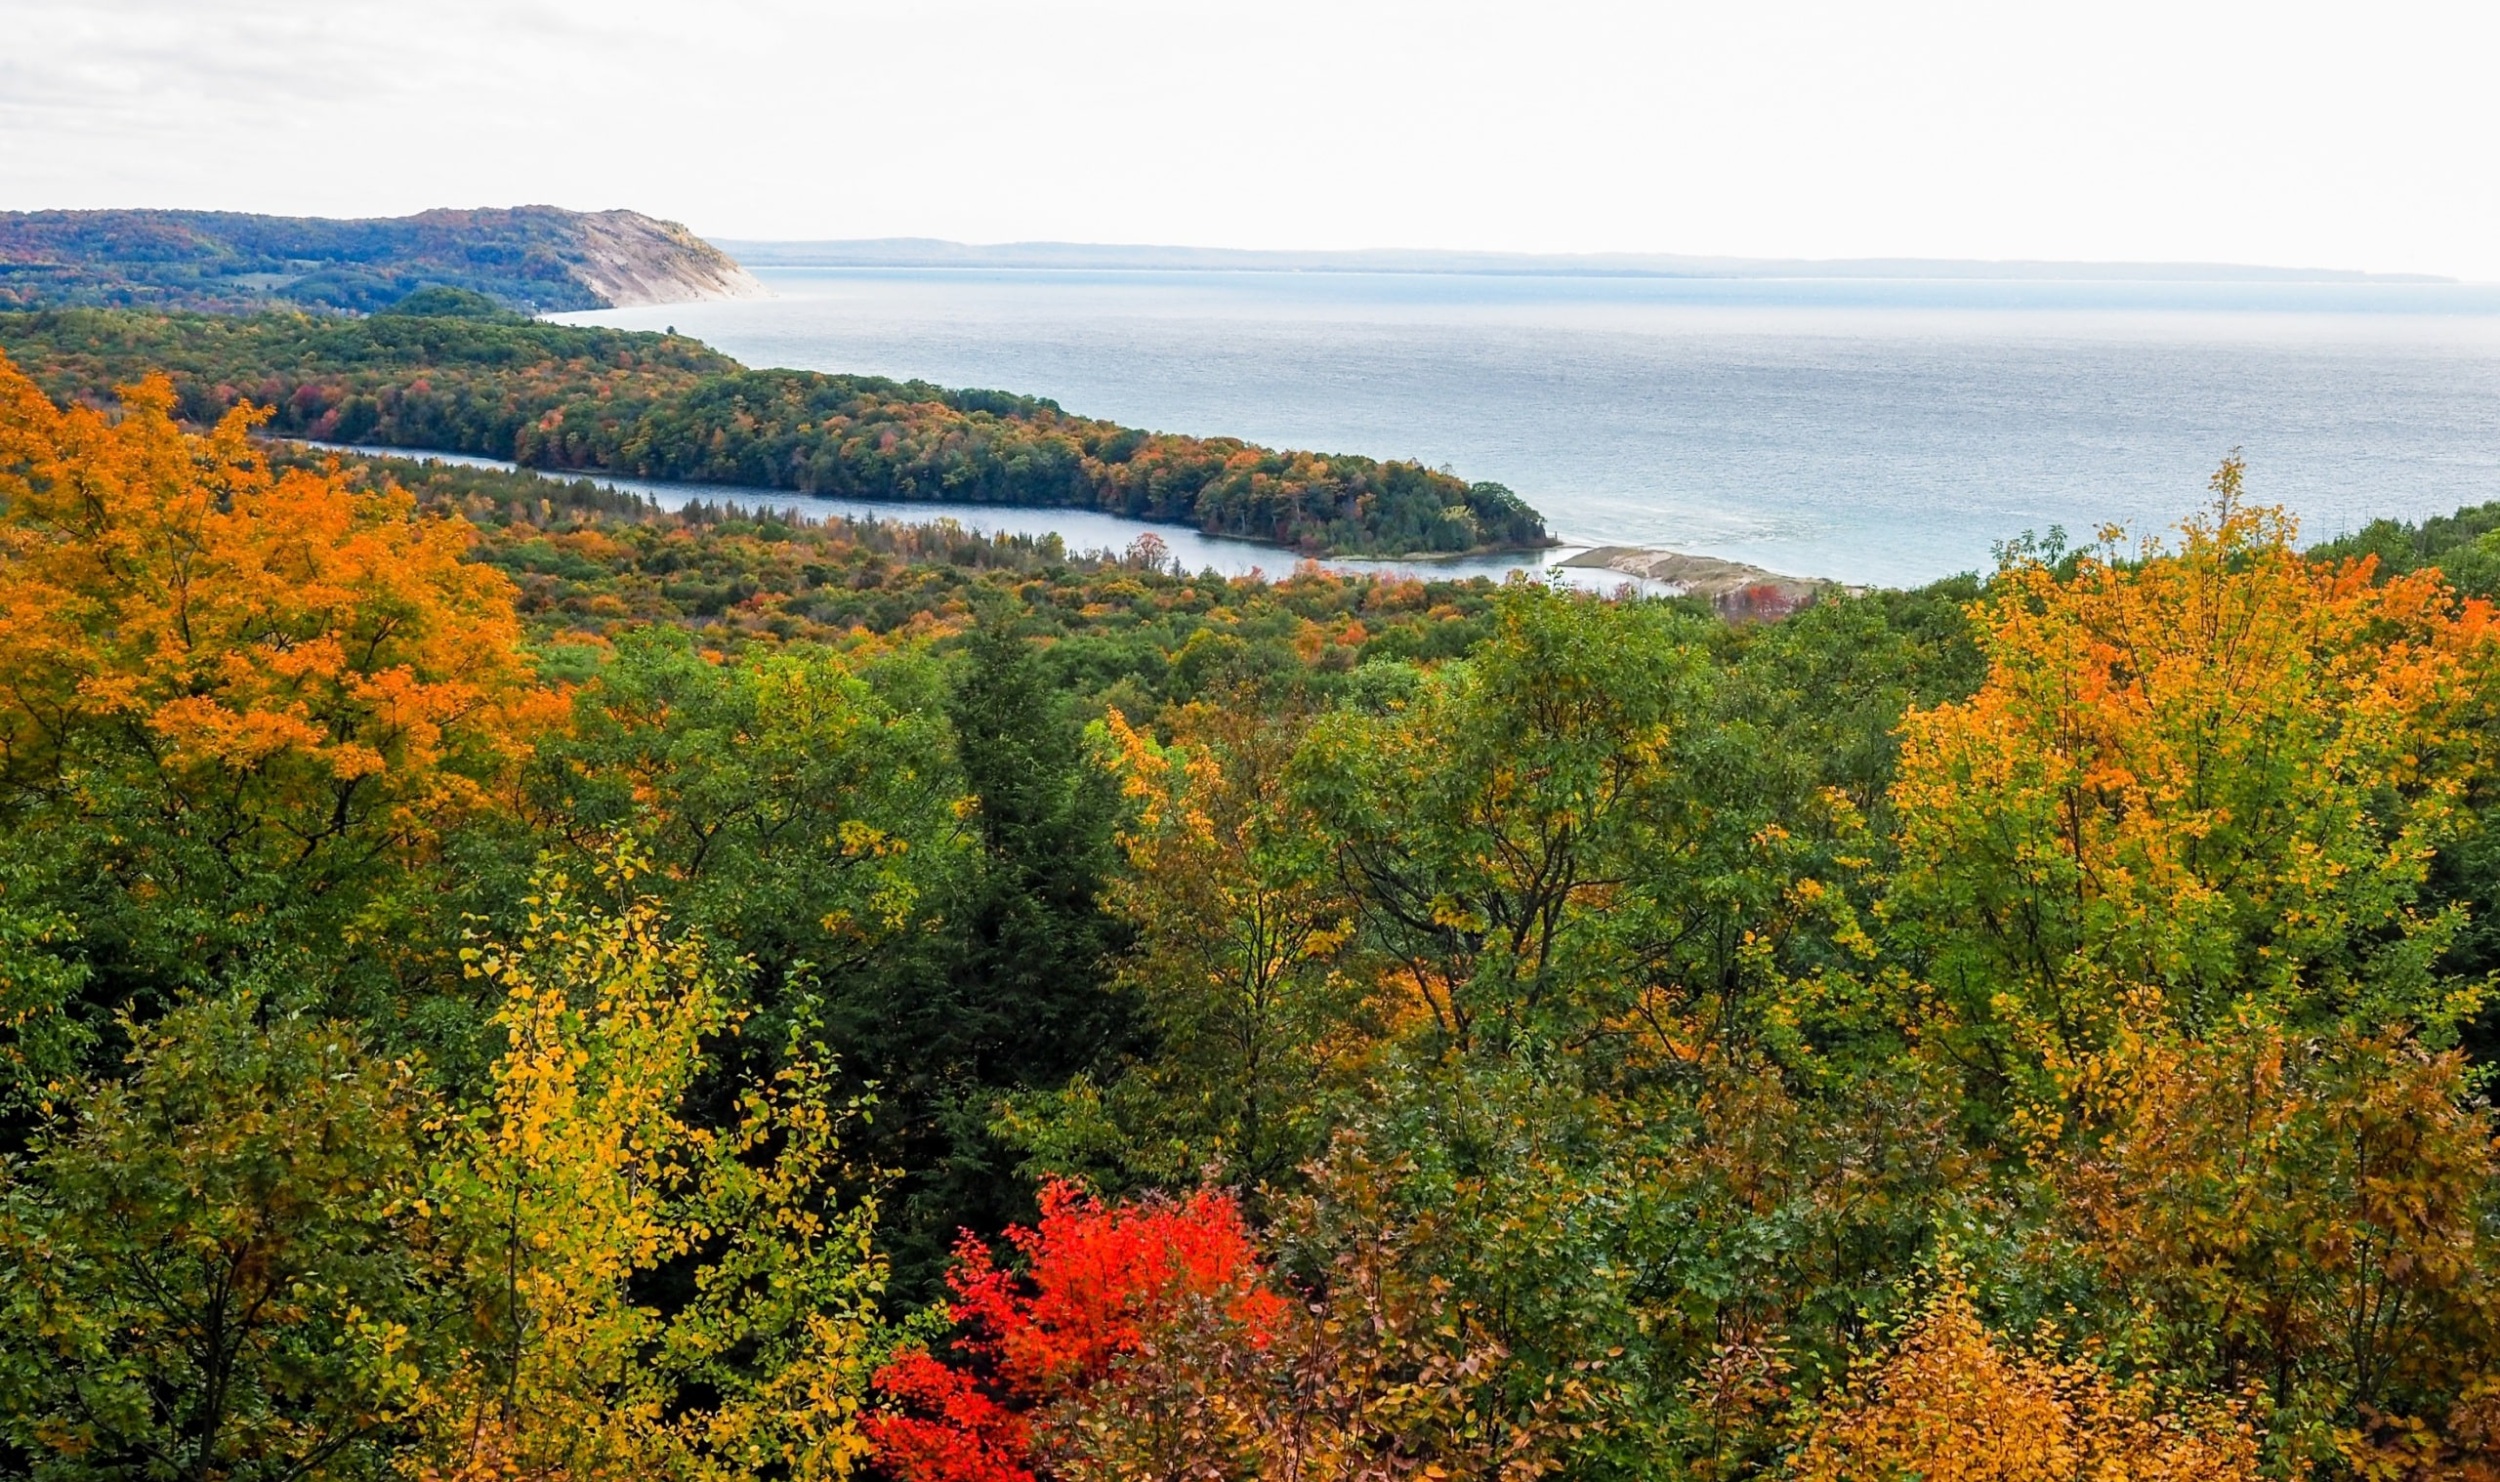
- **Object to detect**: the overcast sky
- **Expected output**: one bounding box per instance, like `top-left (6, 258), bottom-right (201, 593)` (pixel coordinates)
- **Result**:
top-left (4, 0), bottom-right (2496, 278)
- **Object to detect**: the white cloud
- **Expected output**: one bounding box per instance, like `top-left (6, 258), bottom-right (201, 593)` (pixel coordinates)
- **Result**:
top-left (3, 0), bottom-right (2495, 277)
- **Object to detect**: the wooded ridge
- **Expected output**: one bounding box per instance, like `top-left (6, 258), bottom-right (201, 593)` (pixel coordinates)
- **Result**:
top-left (0, 204), bottom-right (761, 314)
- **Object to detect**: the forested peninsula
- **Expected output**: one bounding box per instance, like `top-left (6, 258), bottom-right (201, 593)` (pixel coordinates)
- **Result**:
top-left (0, 304), bottom-right (1551, 558)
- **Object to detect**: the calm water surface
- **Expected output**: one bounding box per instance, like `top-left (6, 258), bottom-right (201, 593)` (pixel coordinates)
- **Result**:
top-left (557, 269), bottom-right (2500, 588)
top-left (313, 444), bottom-right (1656, 592)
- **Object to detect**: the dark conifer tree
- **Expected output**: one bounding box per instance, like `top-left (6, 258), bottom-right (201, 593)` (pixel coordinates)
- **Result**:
top-left (859, 615), bottom-right (1135, 1296)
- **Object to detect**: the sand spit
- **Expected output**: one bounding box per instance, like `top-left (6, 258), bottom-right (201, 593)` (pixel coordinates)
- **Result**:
top-left (1560, 546), bottom-right (1844, 619)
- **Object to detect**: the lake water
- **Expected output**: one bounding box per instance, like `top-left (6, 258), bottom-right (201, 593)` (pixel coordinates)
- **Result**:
top-left (555, 268), bottom-right (2500, 588)
top-left (308, 444), bottom-right (1669, 595)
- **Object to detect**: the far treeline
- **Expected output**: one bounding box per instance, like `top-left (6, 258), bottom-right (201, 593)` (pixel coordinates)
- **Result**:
top-left (17, 338), bottom-right (2500, 1482)
top-left (0, 205), bottom-right (740, 315)
top-left (0, 301), bottom-right (1550, 558)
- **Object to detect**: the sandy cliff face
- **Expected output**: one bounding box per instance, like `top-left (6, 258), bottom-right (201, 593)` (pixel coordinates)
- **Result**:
top-left (401, 206), bottom-right (766, 307)
top-left (558, 210), bottom-right (768, 307)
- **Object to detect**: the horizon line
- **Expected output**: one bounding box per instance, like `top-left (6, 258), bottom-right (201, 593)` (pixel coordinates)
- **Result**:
top-left (709, 235), bottom-right (2465, 287)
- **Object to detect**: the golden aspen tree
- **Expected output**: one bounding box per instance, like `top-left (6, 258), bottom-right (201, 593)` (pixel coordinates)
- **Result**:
top-left (432, 846), bottom-right (882, 1482)
top-left (1790, 1277), bottom-right (2264, 1482)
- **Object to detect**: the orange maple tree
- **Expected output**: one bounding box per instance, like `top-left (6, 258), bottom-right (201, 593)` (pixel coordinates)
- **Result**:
top-left (1890, 463), bottom-right (2500, 1114)
top-left (1885, 466), bottom-right (2500, 1467)
top-left (0, 352), bottom-right (555, 877)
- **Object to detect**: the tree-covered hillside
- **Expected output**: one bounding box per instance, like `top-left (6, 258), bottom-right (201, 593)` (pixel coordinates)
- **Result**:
top-left (5, 352), bottom-right (2499, 1482)
top-left (0, 205), bottom-right (754, 314)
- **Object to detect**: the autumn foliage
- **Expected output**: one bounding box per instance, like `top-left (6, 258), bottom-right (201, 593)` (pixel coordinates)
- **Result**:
top-left (1892, 464), bottom-right (2499, 1087)
top-left (1885, 467), bottom-right (2500, 1470)
top-left (0, 349), bottom-right (554, 873)
top-left (869, 1179), bottom-right (1283, 1482)
top-left (867, 1161), bottom-right (1583, 1482)
top-left (13, 319), bottom-right (2500, 1482)
top-left (1790, 1277), bottom-right (2265, 1482)
top-left (434, 849), bottom-right (884, 1482)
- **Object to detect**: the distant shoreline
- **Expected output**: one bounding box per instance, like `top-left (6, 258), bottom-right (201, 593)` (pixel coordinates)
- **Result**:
top-left (715, 237), bottom-right (2463, 286)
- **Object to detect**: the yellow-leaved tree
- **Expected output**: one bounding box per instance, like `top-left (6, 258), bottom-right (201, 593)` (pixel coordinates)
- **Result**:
top-left (1789, 1276), bottom-right (2264, 1482)
top-left (1011, 699), bottom-right (1361, 1188)
top-left (431, 846), bottom-right (884, 1482)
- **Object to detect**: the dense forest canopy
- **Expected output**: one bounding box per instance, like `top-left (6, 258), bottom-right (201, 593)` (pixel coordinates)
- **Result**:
top-left (3, 345), bottom-right (2499, 1482)
top-left (0, 205), bottom-right (754, 314)
top-left (0, 307), bottom-right (1552, 558)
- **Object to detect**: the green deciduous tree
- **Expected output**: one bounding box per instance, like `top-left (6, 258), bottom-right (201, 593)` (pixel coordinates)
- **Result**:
top-left (1292, 586), bottom-right (1714, 1056)
top-left (0, 991), bottom-right (455, 1482)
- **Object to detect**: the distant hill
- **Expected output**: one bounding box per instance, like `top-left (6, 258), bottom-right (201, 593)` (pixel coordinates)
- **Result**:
top-left (0, 206), bottom-right (765, 314)
top-left (720, 236), bottom-right (2455, 284)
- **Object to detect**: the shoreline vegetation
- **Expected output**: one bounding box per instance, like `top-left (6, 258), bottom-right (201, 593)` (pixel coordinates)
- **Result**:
top-left (243, 436), bottom-right (1534, 657)
top-left (279, 434), bottom-right (1855, 612)
top-left (0, 302), bottom-right (1553, 560)
top-left (273, 435), bottom-right (1854, 622)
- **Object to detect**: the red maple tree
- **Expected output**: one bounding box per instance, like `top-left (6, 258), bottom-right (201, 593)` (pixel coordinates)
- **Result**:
top-left (868, 1179), bottom-right (1284, 1482)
